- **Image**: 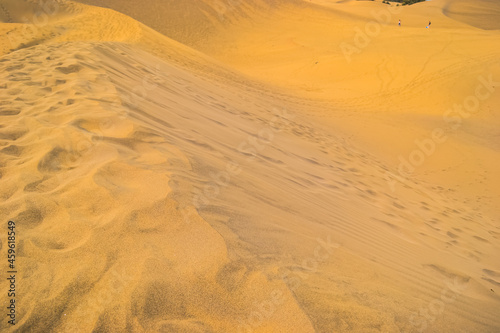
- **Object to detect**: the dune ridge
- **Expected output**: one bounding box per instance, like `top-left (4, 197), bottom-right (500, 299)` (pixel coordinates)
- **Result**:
top-left (0, 40), bottom-right (318, 332)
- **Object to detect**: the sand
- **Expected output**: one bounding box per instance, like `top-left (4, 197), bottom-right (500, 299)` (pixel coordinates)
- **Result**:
top-left (0, 0), bottom-right (499, 332)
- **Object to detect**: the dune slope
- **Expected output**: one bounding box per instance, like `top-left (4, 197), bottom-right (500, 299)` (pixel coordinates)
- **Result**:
top-left (0, 40), bottom-right (319, 332)
top-left (443, 0), bottom-right (500, 30)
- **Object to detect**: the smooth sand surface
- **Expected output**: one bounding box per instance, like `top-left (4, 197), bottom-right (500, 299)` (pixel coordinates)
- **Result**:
top-left (0, 0), bottom-right (499, 332)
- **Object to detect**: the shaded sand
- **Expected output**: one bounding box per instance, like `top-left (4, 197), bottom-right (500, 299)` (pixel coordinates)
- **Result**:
top-left (443, 0), bottom-right (500, 30)
top-left (1, 0), bottom-right (499, 332)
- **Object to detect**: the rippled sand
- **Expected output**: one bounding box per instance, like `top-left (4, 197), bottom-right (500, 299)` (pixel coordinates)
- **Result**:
top-left (0, 0), bottom-right (499, 332)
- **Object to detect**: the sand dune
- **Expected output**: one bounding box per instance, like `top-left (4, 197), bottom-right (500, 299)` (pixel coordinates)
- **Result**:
top-left (0, 0), bottom-right (499, 332)
top-left (443, 0), bottom-right (500, 30)
top-left (0, 40), bottom-right (317, 332)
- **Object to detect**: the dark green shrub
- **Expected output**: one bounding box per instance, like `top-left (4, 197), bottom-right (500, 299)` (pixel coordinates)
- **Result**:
top-left (392, 0), bottom-right (426, 5)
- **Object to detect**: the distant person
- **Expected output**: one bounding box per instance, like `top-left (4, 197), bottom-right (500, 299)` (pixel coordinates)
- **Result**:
top-left (398, 19), bottom-right (401, 26)
top-left (426, 21), bottom-right (431, 28)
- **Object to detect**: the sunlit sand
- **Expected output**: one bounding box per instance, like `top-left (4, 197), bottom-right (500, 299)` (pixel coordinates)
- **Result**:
top-left (0, 0), bottom-right (499, 332)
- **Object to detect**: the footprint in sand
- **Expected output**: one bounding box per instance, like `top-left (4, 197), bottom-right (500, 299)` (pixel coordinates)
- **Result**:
top-left (14, 206), bottom-right (44, 229)
top-left (56, 64), bottom-right (83, 74)
top-left (1, 144), bottom-right (23, 156)
top-left (0, 127), bottom-right (28, 141)
top-left (0, 108), bottom-right (21, 116)
top-left (482, 269), bottom-right (500, 288)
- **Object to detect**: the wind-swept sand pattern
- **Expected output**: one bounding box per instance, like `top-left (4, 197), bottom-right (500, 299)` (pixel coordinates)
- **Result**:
top-left (0, 0), bottom-right (499, 332)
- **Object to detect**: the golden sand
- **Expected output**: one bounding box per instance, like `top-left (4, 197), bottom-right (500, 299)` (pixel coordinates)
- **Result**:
top-left (0, 0), bottom-right (499, 332)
